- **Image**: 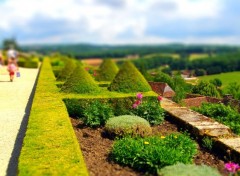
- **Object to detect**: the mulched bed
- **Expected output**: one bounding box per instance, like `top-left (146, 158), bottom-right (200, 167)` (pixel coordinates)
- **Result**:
top-left (71, 118), bottom-right (228, 176)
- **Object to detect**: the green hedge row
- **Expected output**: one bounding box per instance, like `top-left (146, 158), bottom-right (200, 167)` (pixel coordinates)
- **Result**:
top-left (63, 96), bottom-right (157, 118)
top-left (18, 57), bottom-right (39, 68)
top-left (18, 58), bottom-right (88, 175)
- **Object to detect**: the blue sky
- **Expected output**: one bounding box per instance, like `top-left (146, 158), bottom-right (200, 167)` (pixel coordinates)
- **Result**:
top-left (0, 0), bottom-right (240, 45)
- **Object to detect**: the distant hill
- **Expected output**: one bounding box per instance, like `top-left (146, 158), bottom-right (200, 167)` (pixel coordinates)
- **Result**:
top-left (20, 43), bottom-right (240, 59)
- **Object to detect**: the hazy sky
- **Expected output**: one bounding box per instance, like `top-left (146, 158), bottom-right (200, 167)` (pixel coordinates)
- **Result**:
top-left (0, 0), bottom-right (239, 45)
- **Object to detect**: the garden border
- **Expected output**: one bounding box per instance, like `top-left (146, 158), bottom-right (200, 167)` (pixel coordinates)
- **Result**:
top-left (18, 58), bottom-right (88, 175)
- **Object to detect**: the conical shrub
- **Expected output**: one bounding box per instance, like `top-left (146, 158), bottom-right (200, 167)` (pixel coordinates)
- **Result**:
top-left (61, 64), bottom-right (100, 94)
top-left (57, 59), bottom-right (76, 81)
top-left (97, 59), bottom-right (119, 81)
top-left (108, 61), bottom-right (152, 93)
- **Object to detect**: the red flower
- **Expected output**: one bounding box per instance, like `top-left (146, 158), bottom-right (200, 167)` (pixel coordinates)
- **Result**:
top-left (157, 95), bottom-right (163, 101)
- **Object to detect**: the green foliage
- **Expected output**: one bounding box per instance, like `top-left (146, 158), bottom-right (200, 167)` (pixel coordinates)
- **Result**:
top-left (192, 103), bottom-right (240, 134)
top-left (153, 72), bottom-right (174, 88)
top-left (202, 137), bottom-right (213, 150)
top-left (210, 78), bottom-right (222, 88)
top-left (83, 100), bottom-right (114, 127)
top-left (63, 96), bottom-right (157, 118)
top-left (97, 59), bottom-right (119, 81)
top-left (192, 81), bottom-right (220, 98)
top-left (158, 163), bottom-right (221, 176)
top-left (18, 58), bottom-right (88, 175)
top-left (105, 115), bottom-right (152, 138)
top-left (131, 100), bottom-right (165, 125)
top-left (108, 61), bottom-right (152, 93)
top-left (24, 58), bottom-right (39, 68)
top-left (110, 134), bottom-right (198, 174)
top-left (61, 65), bottom-right (100, 94)
top-left (57, 59), bottom-right (76, 81)
top-left (224, 82), bottom-right (240, 100)
top-left (195, 69), bottom-right (207, 76)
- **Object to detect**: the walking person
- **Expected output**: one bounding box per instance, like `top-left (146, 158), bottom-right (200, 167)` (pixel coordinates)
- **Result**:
top-left (7, 46), bottom-right (18, 67)
top-left (7, 58), bottom-right (17, 82)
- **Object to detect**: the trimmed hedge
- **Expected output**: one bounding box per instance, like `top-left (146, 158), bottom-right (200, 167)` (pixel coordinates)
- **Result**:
top-left (57, 59), bottom-right (76, 81)
top-left (108, 61), bottom-right (152, 93)
top-left (63, 96), bottom-right (157, 118)
top-left (18, 58), bottom-right (88, 175)
top-left (17, 57), bottom-right (39, 68)
top-left (105, 115), bottom-right (152, 138)
top-left (96, 59), bottom-right (119, 81)
top-left (61, 65), bottom-right (100, 94)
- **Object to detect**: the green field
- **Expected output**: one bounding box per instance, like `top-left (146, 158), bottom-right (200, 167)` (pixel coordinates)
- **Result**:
top-left (198, 71), bottom-right (240, 87)
top-left (189, 53), bottom-right (210, 61)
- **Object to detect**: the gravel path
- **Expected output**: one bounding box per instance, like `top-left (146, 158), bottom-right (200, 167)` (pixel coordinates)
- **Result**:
top-left (0, 66), bottom-right (39, 176)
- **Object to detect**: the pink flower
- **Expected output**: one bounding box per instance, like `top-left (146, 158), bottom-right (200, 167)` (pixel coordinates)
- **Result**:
top-left (85, 67), bottom-right (89, 71)
top-left (225, 162), bottom-right (240, 173)
top-left (135, 100), bottom-right (141, 105)
top-left (132, 103), bottom-right (138, 109)
top-left (157, 95), bottom-right (163, 101)
top-left (136, 93), bottom-right (143, 100)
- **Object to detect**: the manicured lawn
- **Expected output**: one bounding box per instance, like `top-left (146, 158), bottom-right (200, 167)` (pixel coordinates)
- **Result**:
top-left (198, 71), bottom-right (240, 87)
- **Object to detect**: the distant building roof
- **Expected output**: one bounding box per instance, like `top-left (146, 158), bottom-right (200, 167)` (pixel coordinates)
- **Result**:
top-left (148, 81), bottom-right (175, 98)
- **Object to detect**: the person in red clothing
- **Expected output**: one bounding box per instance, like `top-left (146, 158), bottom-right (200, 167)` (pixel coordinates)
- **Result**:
top-left (7, 58), bottom-right (17, 82)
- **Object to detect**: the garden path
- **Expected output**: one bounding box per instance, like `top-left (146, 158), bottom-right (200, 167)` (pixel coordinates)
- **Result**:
top-left (0, 66), bottom-right (39, 176)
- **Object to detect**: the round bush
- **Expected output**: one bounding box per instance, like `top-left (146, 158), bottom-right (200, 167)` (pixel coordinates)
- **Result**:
top-left (111, 134), bottom-right (198, 174)
top-left (158, 163), bottom-right (221, 176)
top-left (105, 115), bottom-right (152, 138)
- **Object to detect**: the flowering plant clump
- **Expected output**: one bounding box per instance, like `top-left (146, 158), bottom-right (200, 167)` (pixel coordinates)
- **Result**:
top-left (131, 93), bottom-right (165, 125)
top-left (225, 162), bottom-right (240, 175)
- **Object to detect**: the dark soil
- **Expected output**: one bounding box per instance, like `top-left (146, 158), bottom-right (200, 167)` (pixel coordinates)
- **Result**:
top-left (71, 118), bottom-right (228, 176)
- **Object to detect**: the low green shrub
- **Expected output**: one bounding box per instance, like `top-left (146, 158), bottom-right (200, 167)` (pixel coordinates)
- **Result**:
top-left (105, 115), bottom-right (152, 138)
top-left (202, 136), bottom-right (213, 150)
top-left (192, 103), bottom-right (240, 134)
top-left (63, 96), bottom-right (157, 118)
top-left (24, 60), bottom-right (39, 68)
top-left (110, 134), bottom-right (198, 174)
top-left (131, 100), bottom-right (165, 125)
top-left (158, 163), bottom-right (221, 176)
top-left (18, 58), bottom-right (26, 67)
top-left (83, 100), bottom-right (114, 127)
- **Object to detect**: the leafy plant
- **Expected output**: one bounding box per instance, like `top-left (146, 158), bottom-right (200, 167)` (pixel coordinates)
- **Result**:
top-left (202, 137), bottom-right (213, 150)
top-left (83, 100), bottom-right (114, 127)
top-left (131, 100), bottom-right (165, 125)
top-left (110, 134), bottom-right (198, 174)
top-left (105, 115), bottom-right (152, 138)
top-left (192, 80), bottom-right (220, 98)
top-left (158, 163), bottom-right (221, 176)
top-left (192, 103), bottom-right (240, 134)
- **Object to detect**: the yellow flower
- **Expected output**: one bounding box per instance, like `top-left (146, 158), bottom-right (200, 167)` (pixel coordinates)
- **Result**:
top-left (144, 141), bottom-right (149, 145)
top-left (174, 136), bottom-right (178, 139)
top-left (161, 136), bottom-right (165, 139)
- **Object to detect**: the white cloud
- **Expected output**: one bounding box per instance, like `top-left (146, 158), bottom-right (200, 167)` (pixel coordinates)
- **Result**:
top-left (0, 0), bottom-right (238, 44)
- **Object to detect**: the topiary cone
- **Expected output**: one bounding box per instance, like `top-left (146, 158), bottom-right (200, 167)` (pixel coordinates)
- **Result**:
top-left (108, 61), bottom-right (152, 93)
top-left (97, 59), bottom-right (119, 81)
top-left (57, 59), bottom-right (76, 81)
top-left (61, 64), bottom-right (100, 94)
